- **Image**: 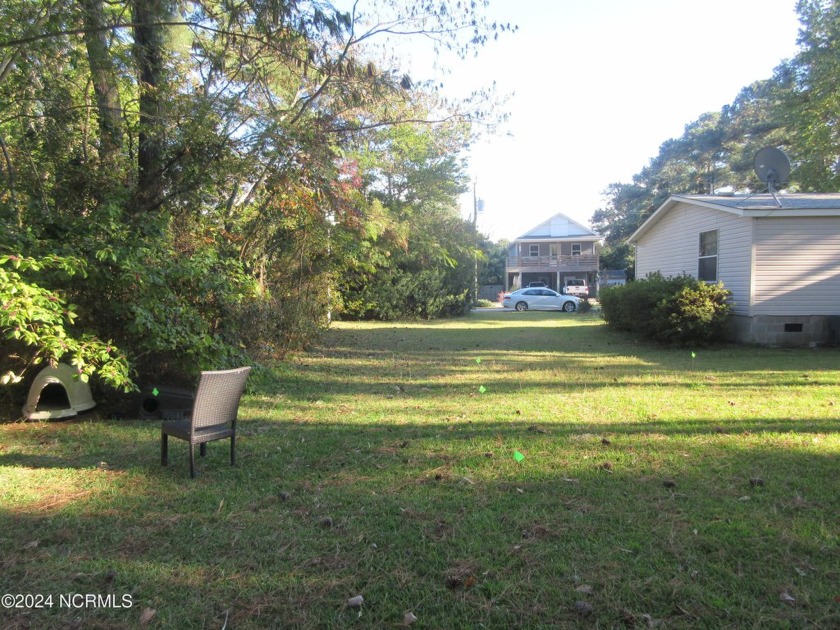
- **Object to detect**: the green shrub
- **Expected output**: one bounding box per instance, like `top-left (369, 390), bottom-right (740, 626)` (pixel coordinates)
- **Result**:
top-left (338, 267), bottom-right (470, 320)
top-left (0, 254), bottom-right (133, 391)
top-left (600, 273), bottom-right (732, 345)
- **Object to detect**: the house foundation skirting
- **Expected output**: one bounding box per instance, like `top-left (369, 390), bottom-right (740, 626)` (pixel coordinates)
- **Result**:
top-left (727, 314), bottom-right (840, 347)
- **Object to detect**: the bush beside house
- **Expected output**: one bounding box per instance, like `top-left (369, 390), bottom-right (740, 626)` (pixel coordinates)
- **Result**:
top-left (600, 273), bottom-right (732, 345)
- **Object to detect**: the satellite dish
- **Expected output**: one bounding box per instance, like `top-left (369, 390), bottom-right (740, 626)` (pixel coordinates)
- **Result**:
top-left (754, 147), bottom-right (790, 189)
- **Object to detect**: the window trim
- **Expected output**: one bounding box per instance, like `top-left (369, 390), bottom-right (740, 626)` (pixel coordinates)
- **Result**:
top-left (528, 244), bottom-right (539, 257)
top-left (571, 243), bottom-right (582, 256)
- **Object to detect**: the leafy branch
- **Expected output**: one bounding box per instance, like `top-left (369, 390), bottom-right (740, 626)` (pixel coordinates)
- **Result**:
top-left (0, 255), bottom-right (134, 391)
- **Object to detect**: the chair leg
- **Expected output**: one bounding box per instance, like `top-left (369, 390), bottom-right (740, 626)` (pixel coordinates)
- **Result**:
top-left (189, 445), bottom-right (196, 478)
top-left (200, 443), bottom-right (207, 458)
top-left (230, 435), bottom-right (236, 467)
top-left (161, 434), bottom-right (168, 466)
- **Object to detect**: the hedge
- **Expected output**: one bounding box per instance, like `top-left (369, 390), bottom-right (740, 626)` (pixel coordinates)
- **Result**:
top-left (599, 273), bottom-right (732, 346)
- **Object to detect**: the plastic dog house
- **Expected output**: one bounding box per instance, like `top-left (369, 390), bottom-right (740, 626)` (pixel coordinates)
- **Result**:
top-left (22, 363), bottom-right (96, 420)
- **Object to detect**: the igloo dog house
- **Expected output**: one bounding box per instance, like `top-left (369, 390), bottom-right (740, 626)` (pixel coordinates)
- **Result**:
top-left (22, 363), bottom-right (96, 420)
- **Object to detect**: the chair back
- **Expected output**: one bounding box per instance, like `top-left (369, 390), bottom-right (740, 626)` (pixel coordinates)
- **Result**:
top-left (190, 367), bottom-right (251, 431)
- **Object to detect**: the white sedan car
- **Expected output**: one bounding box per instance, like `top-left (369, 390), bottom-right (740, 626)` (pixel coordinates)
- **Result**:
top-left (502, 288), bottom-right (581, 312)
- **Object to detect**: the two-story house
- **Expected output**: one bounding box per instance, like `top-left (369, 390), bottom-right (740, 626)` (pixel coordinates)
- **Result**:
top-left (505, 212), bottom-right (601, 294)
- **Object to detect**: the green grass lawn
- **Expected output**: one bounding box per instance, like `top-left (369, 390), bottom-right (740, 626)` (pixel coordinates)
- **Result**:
top-left (1, 310), bottom-right (839, 628)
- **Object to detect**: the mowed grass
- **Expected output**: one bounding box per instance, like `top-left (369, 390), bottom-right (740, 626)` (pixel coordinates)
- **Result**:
top-left (1, 310), bottom-right (839, 629)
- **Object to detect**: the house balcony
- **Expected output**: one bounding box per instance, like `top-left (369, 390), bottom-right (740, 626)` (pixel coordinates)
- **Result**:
top-left (506, 254), bottom-right (599, 273)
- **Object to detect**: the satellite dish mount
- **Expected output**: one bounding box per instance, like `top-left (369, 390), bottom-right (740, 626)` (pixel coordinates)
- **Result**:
top-left (753, 147), bottom-right (790, 207)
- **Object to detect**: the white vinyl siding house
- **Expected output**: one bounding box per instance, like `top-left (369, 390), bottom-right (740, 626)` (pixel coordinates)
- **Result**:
top-left (629, 194), bottom-right (840, 345)
top-left (631, 201), bottom-right (752, 315)
top-left (753, 217), bottom-right (840, 316)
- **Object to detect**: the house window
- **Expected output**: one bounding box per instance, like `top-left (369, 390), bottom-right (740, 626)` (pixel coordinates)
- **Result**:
top-left (571, 243), bottom-right (581, 256)
top-left (529, 244), bottom-right (539, 257)
top-left (698, 230), bottom-right (718, 282)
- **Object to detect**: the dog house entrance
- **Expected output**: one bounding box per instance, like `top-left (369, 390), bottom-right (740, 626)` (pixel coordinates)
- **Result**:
top-left (35, 383), bottom-right (72, 414)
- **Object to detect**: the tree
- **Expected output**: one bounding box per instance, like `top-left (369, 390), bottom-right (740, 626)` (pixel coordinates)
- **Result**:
top-left (0, 0), bottom-right (513, 387)
top-left (478, 238), bottom-right (507, 287)
top-left (336, 118), bottom-right (475, 319)
top-left (785, 0), bottom-right (840, 190)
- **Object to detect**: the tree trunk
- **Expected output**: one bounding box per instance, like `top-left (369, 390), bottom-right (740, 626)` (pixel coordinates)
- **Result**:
top-left (81, 0), bottom-right (123, 166)
top-left (131, 0), bottom-right (167, 212)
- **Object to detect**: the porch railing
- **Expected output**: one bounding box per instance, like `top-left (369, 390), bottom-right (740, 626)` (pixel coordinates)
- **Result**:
top-left (506, 254), bottom-right (599, 270)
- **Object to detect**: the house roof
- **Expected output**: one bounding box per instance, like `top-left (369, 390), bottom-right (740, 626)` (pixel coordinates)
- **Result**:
top-left (628, 193), bottom-right (840, 243)
top-left (514, 212), bottom-right (600, 242)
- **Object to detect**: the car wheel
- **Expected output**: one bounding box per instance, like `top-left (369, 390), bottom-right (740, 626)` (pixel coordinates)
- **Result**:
top-left (562, 301), bottom-right (576, 312)
top-left (515, 301), bottom-right (528, 311)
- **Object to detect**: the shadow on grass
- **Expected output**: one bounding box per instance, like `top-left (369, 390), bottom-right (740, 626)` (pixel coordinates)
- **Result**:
top-left (1, 407), bottom-right (838, 475)
top-left (258, 312), bottom-right (840, 405)
top-left (1, 414), bottom-right (838, 629)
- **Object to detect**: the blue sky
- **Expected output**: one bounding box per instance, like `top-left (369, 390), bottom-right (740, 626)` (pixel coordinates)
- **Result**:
top-left (427, 0), bottom-right (803, 240)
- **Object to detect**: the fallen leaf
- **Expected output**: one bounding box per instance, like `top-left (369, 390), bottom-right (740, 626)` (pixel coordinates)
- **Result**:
top-left (403, 611), bottom-right (418, 625)
top-left (139, 608), bottom-right (156, 625)
top-left (780, 591), bottom-right (796, 606)
top-left (347, 595), bottom-right (364, 608)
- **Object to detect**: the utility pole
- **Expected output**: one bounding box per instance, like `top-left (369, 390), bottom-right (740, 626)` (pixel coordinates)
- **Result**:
top-left (473, 182), bottom-right (483, 305)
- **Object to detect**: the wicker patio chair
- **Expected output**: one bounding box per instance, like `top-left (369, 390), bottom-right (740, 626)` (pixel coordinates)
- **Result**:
top-left (161, 367), bottom-right (251, 478)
